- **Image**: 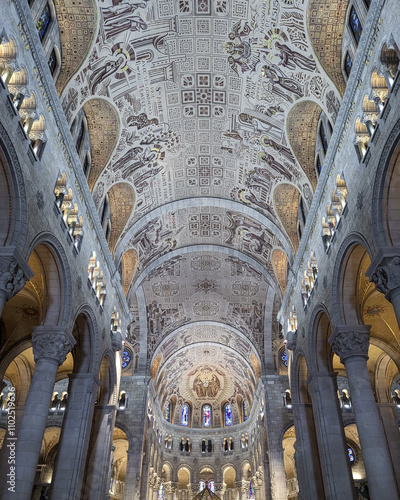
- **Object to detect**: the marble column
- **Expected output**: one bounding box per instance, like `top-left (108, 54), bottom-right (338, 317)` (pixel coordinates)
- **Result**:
top-left (377, 402), bottom-right (400, 490)
top-left (367, 248), bottom-right (400, 329)
top-left (329, 325), bottom-right (399, 499)
top-left (3, 326), bottom-right (75, 500)
top-left (307, 371), bottom-right (356, 499)
top-left (82, 404), bottom-right (116, 500)
top-left (292, 403), bottom-right (324, 499)
top-left (0, 247), bottom-right (32, 318)
top-left (50, 373), bottom-right (100, 500)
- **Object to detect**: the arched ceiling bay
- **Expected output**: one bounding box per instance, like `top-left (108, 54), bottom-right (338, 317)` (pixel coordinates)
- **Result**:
top-left (60, 0), bottom-right (343, 277)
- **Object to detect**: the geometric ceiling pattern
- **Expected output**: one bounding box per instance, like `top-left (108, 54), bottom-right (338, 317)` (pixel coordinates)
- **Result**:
top-left (58, 0), bottom-right (344, 414)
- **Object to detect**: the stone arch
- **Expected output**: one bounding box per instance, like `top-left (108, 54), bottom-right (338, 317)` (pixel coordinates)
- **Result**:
top-left (271, 248), bottom-right (288, 296)
top-left (25, 233), bottom-right (73, 327)
top-left (331, 233), bottom-right (373, 326)
top-left (177, 464), bottom-right (191, 489)
top-left (273, 184), bottom-right (301, 252)
top-left (119, 248), bottom-right (138, 296)
top-left (290, 350), bottom-right (310, 404)
top-left (82, 98), bottom-right (120, 191)
top-left (286, 101), bottom-right (322, 190)
top-left (71, 306), bottom-right (99, 374)
top-left (0, 123), bottom-right (27, 248)
top-left (55, 0), bottom-right (97, 95)
top-left (306, 0), bottom-right (347, 95)
top-left (372, 122), bottom-right (400, 247)
top-left (308, 303), bottom-right (334, 373)
top-left (106, 182), bottom-right (135, 254)
top-left (97, 349), bottom-right (117, 406)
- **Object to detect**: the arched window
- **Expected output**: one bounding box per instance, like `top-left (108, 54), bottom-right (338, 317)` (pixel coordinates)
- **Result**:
top-left (281, 349), bottom-right (288, 367)
top-left (347, 446), bottom-right (356, 464)
top-left (181, 403), bottom-right (189, 426)
top-left (243, 400), bottom-right (248, 421)
top-left (48, 48), bottom-right (57, 75)
top-left (300, 197), bottom-right (306, 224)
top-left (249, 481), bottom-right (255, 499)
top-left (121, 348), bottom-right (132, 370)
top-left (316, 155), bottom-right (322, 176)
top-left (76, 120), bottom-right (85, 152)
top-left (344, 52), bottom-right (353, 77)
top-left (165, 401), bottom-right (171, 422)
top-left (224, 402), bottom-right (233, 426)
top-left (349, 7), bottom-right (363, 45)
top-left (36, 3), bottom-right (51, 41)
top-left (202, 404), bottom-right (212, 427)
top-left (319, 123), bottom-right (328, 153)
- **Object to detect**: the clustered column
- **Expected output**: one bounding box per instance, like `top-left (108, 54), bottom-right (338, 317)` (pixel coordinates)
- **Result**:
top-left (329, 325), bottom-right (399, 499)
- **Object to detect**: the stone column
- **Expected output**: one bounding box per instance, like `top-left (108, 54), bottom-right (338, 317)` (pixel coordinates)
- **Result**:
top-left (82, 404), bottom-right (116, 500)
top-left (123, 449), bottom-right (142, 500)
top-left (215, 482), bottom-right (226, 499)
top-left (307, 371), bottom-right (356, 499)
top-left (292, 403), bottom-right (324, 499)
top-left (367, 249), bottom-right (400, 329)
top-left (329, 325), bottom-right (399, 499)
top-left (268, 448), bottom-right (287, 500)
top-left (0, 247), bottom-right (32, 318)
top-left (3, 327), bottom-right (75, 500)
top-left (165, 481), bottom-right (178, 500)
top-left (49, 373), bottom-right (100, 500)
top-left (377, 402), bottom-right (400, 490)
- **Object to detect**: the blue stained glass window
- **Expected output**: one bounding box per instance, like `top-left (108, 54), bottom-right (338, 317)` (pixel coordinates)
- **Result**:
top-left (165, 401), bottom-right (170, 422)
top-left (157, 483), bottom-right (165, 499)
top-left (348, 446), bottom-right (355, 463)
top-left (203, 404), bottom-right (212, 427)
top-left (48, 49), bottom-right (57, 75)
top-left (181, 403), bottom-right (189, 426)
top-left (121, 348), bottom-right (132, 369)
top-left (37, 3), bottom-right (51, 41)
top-left (344, 52), bottom-right (353, 77)
top-left (281, 350), bottom-right (288, 367)
top-left (316, 155), bottom-right (322, 176)
top-left (319, 123), bottom-right (328, 153)
top-left (349, 7), bottom-right (363, 45)
top-left (224, 403), bottom-right (233, 426)
top-left (243, 400), bottom-right (248, 421)
top-left (249, 481), bottom-right (255, 499)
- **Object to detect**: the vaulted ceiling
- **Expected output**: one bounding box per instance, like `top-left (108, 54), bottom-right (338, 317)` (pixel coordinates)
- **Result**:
top-left (59, 0), bottom-right (345, 416)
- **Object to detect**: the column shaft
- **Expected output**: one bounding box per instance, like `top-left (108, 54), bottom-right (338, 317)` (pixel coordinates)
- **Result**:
top-left (344, 356), bottom-right (398, 498)
top-left (49, 373), bottom-right (99, 500)
top-left (377, 402), bottom-right (400, 490)
top-left (292, 403), bottom-right (324, 499)
top-left (308, 372), bottom-right (356, 499)
top-left (268, 449), bottom-right (287, 500)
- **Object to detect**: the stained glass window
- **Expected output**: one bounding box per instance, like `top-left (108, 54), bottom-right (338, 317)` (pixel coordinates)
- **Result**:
top-left (208, 481), bottom-right (215, 493)
top-left (181, 403), bottom-right (189, 426)
top-left (319, 123), bottom-right (328, 153)
top-left (281, 350), bottom-right (288, 367)
top-left (224, 403), bottom-right (233, 426)
top-left (202, 404), bottom-right (212, 427)
top-left (165, 401), bottom-right (170, 422)
top-left (348, 446), bottom-right (355, 464)
top-left (48, 49), bottom-right (57, 75)
top-left (249, 481), bottom-right (255, 499)
top-left (316, 155), bottom-right (322, 176)
top-left (199, 481), bottom-right (206, 492)
top-left (344, 52), bottom-right (353, 77)
top-left (243, 400), bottom-right (248, 421)
top-left (121, 348), bottom-right (132, 369)
top-left (76, 121), bottom-right (85, 152)
top-left (36, 3), bottom-right (51, 41)
top-left (157, 483), bottom-right (165, 500)
top-left (349, 7), bottom-right (363, 45)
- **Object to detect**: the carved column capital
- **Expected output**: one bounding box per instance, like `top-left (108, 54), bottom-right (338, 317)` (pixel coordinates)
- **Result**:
top-left (329, 325), bottom-right (370, 363)
top-left (164, 481), bottom-right (178, 493)
top-left (367, 247), bottom-right (400, 297)
top-left (32, 326), bottom-right (76, 365)
top-left (0, 247), bottom-right (32, 301)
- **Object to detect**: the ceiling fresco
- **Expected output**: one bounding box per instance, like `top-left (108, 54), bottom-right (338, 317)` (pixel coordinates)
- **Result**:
top-left (57, 0), bottom-right (346, 413)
